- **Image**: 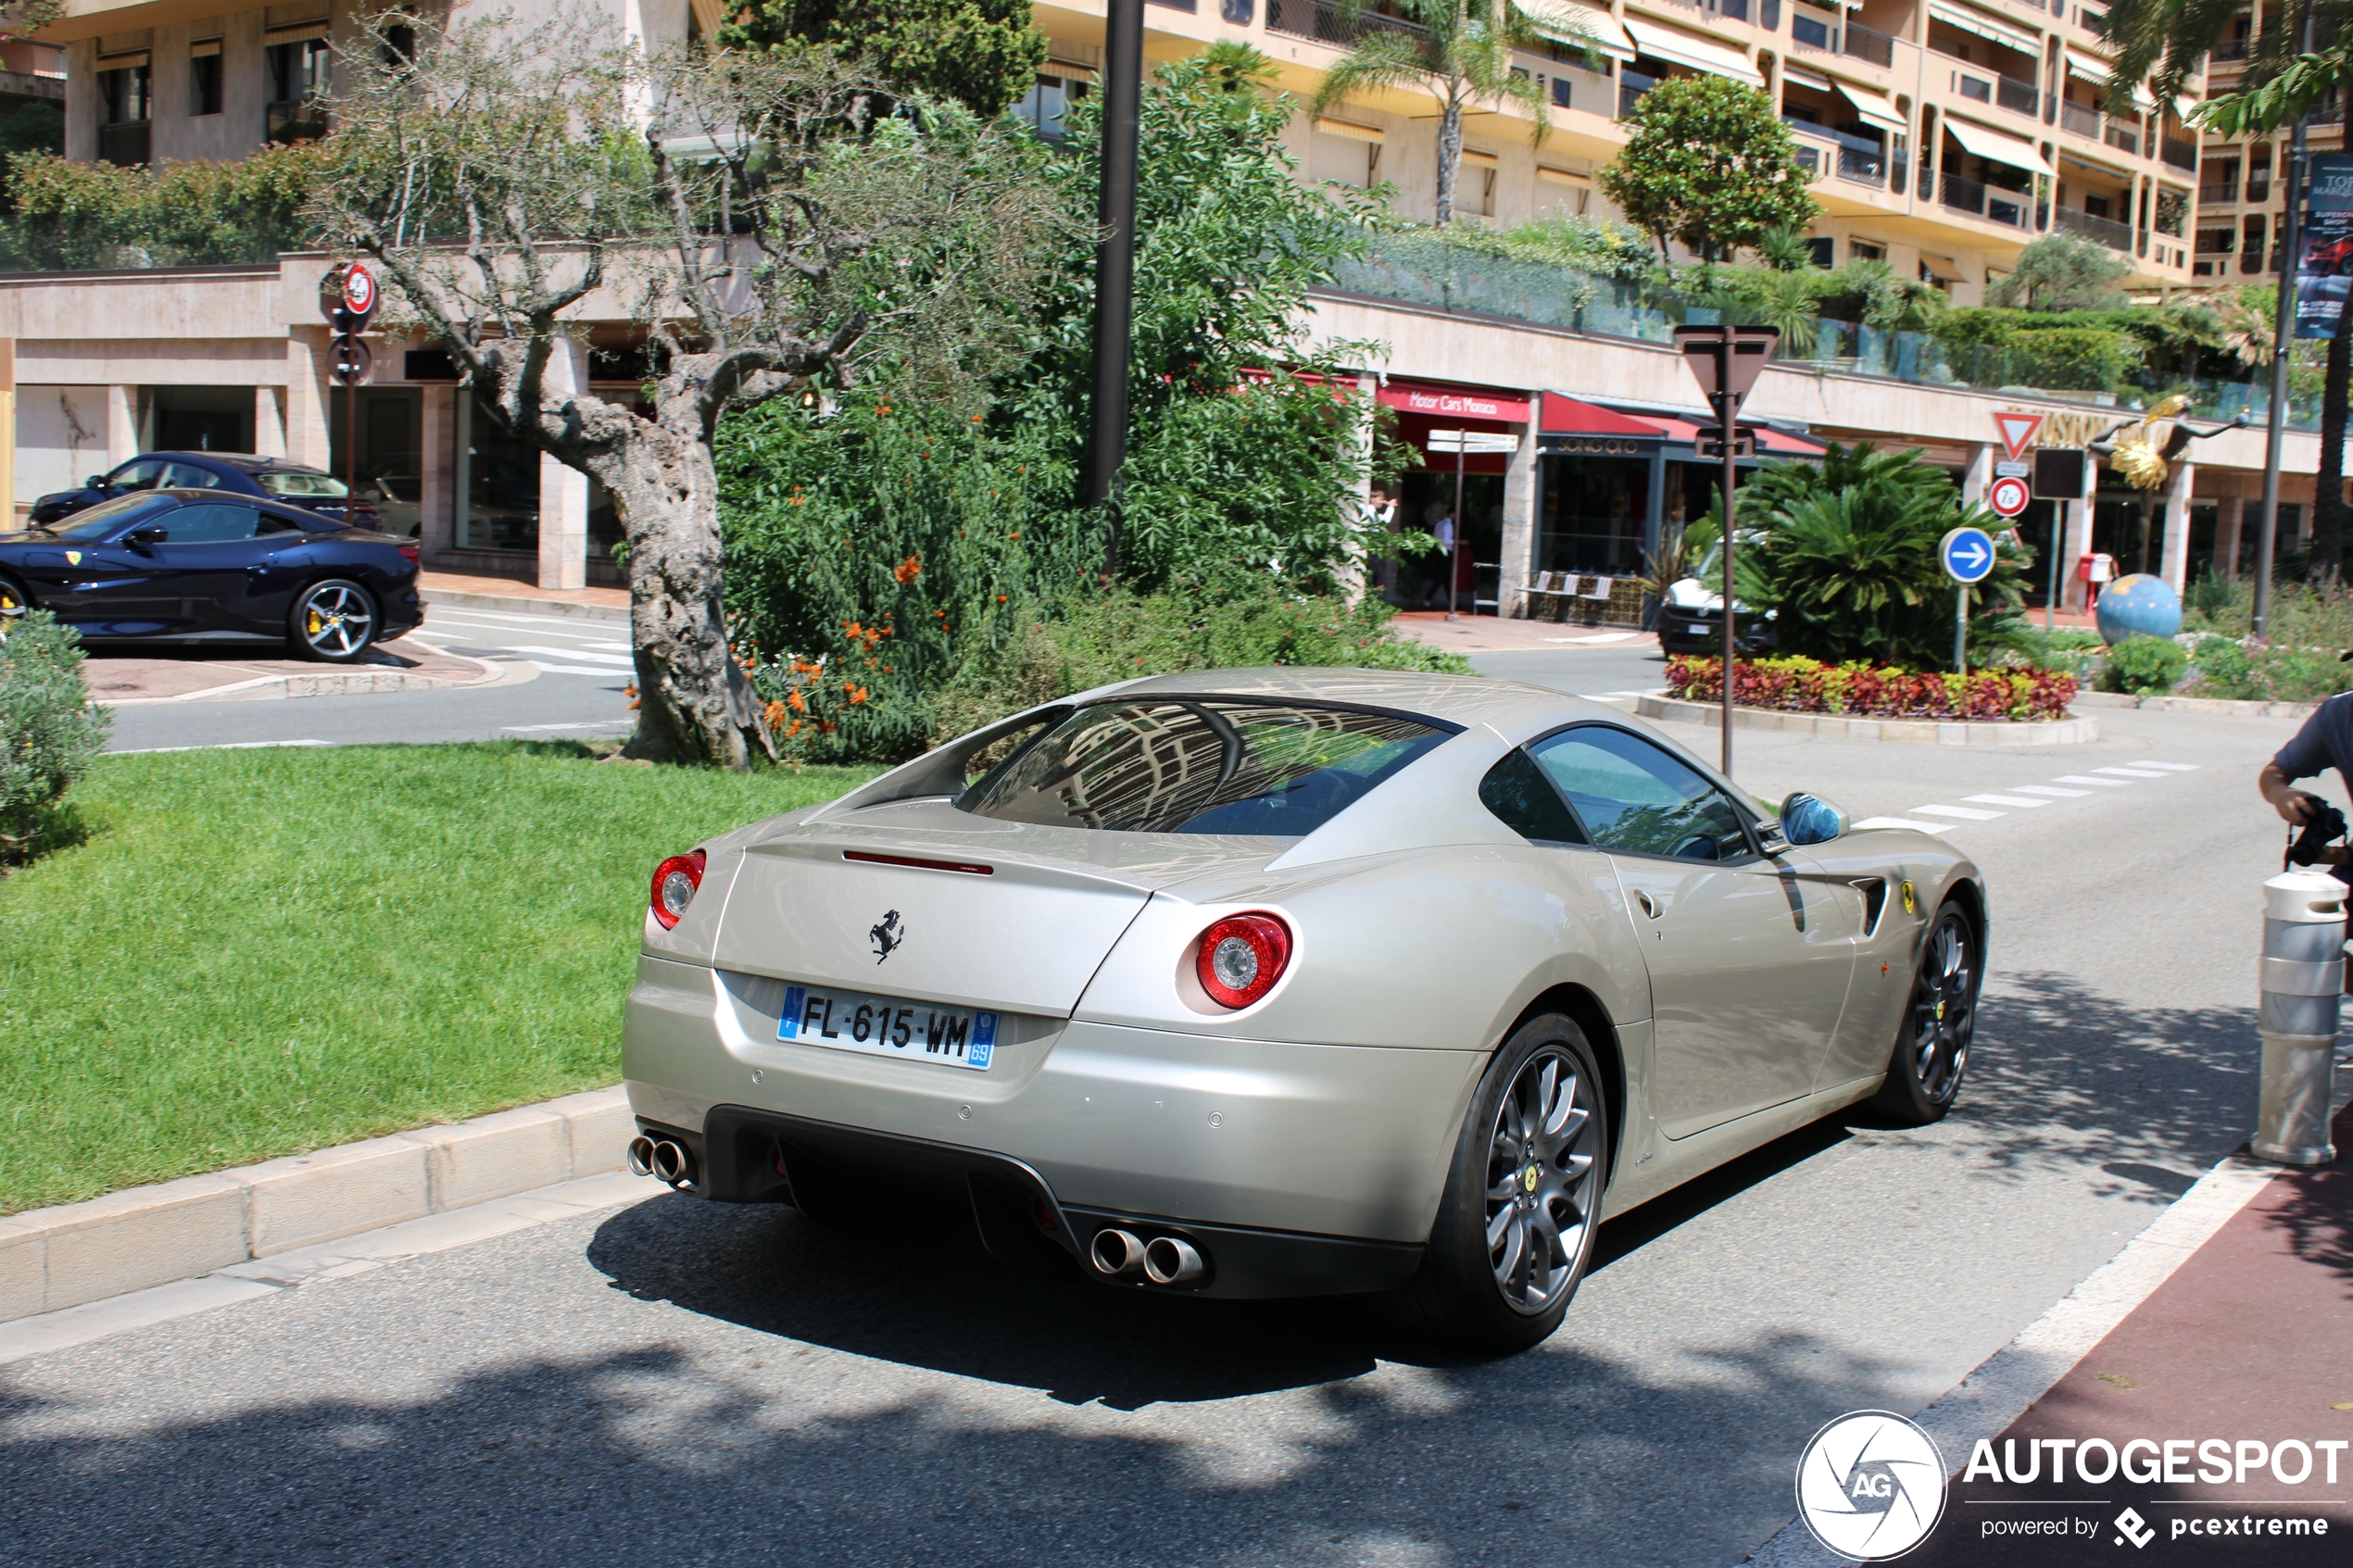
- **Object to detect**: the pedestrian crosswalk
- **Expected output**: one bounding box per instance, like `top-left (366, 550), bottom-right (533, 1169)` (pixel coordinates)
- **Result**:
top-left (400, 605), bottom-right (636, 681)
top-left (1854, 760), bottom-right (2199, 836)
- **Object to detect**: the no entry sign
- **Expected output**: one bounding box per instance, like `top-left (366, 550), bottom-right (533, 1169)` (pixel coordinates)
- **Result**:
top-left (1987, 473), bottom-right (2031, 519)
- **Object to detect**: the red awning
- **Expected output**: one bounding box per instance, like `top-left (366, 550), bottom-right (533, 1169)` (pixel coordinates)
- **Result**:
top-left (1540, 392), bottom-right (1663, 438)
top-left (1606, 408), bottom-right (1825, 455)
top-left (1377, 380), bottom-right (1531, 424)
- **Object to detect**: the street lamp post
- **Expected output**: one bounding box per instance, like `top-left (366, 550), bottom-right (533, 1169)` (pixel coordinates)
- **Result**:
top-left (2255, 7), bottom-right (2317, 639)
top-left (1086, 0), bottom-right (1145, 578)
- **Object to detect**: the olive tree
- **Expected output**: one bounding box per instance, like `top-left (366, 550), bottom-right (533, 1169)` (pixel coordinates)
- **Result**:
top-left (308, 19), bottom-right (1063, 767)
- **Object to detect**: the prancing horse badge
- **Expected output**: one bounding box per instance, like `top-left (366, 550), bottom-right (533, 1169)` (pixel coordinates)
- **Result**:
top-left (869, 909), bottom-right (904, 964)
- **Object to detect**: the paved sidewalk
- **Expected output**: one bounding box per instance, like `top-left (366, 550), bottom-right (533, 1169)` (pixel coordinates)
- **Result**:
top-left (83, 638), bottom-right (499, 704)
top-left (1388, 609), bottom-right (1658, 656)
top-left (418, 568), bottom-right (628, 621)
top-left (1911, 1100), bottom-right (2353, 1566)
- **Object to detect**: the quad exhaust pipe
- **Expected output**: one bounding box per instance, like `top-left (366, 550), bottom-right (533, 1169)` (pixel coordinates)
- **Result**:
top-left (628, 1135), bottom-right (696, 1189)
top-left (1090, 1227), bottom-right (1207, 1286)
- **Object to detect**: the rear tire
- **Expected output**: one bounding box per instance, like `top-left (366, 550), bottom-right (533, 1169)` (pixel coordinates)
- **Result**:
top-left (1871, 904), bottom-right (1979, 1126)
top-left (288, 578), bottom-right (378, 662)
top-left (0, 575), bottom-right (28, 643)
top-left (1386, 1013), bottom-right (1609, 1353)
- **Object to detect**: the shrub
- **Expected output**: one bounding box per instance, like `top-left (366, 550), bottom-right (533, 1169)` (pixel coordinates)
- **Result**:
top-left (1665, 654), bottom-right (2077, 721)
top-left (1, 611), bottom-right (111, 859)
top-left (0, 144), bottom-right (328, 269)
top-left (2099, 635), bottom-right (2189, 696)
top-left (2189, 634), bottom-right (2353, 702)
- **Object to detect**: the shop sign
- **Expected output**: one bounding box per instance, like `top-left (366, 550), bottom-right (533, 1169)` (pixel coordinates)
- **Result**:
top-left (1377, 383), bottom-right (1532, 422)
top-left (1541, 436), bottom-right (1655, 456)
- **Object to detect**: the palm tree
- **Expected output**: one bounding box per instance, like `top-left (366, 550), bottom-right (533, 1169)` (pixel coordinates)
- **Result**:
top-left (1310, 0), bottom-right (1595, 227)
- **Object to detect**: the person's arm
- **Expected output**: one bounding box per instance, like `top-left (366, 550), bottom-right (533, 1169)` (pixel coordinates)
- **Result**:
top-left (2265, 698), bottom-right (2343, 825)
top-left (2260, 761), bottom-right (2320, 826)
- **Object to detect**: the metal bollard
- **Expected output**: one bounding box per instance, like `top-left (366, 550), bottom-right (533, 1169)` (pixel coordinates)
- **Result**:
top-left (2254, 868), bottom-right (2343, 1166)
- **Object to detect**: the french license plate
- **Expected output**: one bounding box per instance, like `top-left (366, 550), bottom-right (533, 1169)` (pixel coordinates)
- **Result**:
top-left (777, 985), bottom-right (998, 1071)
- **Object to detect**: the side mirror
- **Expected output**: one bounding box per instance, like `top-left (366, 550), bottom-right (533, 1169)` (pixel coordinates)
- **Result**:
top-left (125, 526), bottom-right (168, 550)
top-left (1779, 792), bottom-right (1849, 847)
top-left (85, 475), bottom-right (107, 489)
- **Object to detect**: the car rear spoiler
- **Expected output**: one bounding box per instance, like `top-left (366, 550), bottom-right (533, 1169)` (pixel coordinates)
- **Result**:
top-left (805, 701), bottom-right (1075, 820)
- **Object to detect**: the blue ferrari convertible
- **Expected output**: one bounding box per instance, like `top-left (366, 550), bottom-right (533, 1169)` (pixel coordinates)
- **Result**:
top-left (0, 489), bottom-right (423, 661)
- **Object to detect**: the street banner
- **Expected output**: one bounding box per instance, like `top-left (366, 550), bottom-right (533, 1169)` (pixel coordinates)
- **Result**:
top-left (2293, 153), bottom-right (2353, 339)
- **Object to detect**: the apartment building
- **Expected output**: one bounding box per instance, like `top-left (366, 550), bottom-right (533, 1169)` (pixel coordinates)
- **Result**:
top-left (0, 0), bottom-right (2311, 611)
top-left (2188, 6), bottom-right (2329, 283)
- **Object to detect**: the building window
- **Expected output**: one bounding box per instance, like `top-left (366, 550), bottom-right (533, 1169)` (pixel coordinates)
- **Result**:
top-left (1804, 235), bottom-right (1834, 268)
top-left (1849, 238), bottom-right (1885, 261)
top-left (97, 56), bottom-right (151, 166)
top-left (267, 32), bottom-right (332, 144)
top-left (1013, 71), bottom-right (1090, 143)
top-left (1310, 125), bottom-right (1380, 188)
top-left (190, 40), bottom-right (222, 117)
top-left (2083, 193), bottom-right (2110, 219)
top-left (2243, 213), bottom-right (2267, 273)
top-left (1457, 154), bottom-right (1498, 218)
top-left (1550, 75), bottom-right (1572, 109)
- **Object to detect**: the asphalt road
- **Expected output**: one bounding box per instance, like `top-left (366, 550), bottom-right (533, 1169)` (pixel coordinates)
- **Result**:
top-left (10, 666), bottom-right (2322, 1565)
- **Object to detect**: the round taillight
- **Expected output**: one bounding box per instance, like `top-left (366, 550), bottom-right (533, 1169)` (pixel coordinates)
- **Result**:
top-left (1195, 912), bottom-right (1292, 1010)
top-left (650, 850), bottom-right (707, 930)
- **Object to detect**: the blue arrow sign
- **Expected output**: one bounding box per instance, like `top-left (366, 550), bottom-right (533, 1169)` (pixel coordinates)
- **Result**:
top-left (1940, 526), bottom-right (1996, 584)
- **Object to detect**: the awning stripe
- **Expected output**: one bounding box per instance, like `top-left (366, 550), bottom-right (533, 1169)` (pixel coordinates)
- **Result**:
top-left (1930, 1), bottom-right (2041, 58)
top-left (2063, 46), bottom-right (2112, 85)
top-left (1528, 0), bottom-right (1636, 61)
top-left (1836, 81), bottom-right (1909, 135)
top-left (1622, 19), bottom-right (1765, 87)
top-left (1944, 114), bottom-right (2055, 176)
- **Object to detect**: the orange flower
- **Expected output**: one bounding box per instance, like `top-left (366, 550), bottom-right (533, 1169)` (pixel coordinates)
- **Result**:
top-left (996, 594), bottom-right (1008, 603)
top-left (1009, 532), bottom-right (1021, 540)
top-left (787, 689), bottom-right (807, 713)
top-left (786, 719), bottom-right (802, 737)
top-left (762, 700), bottom-right (787, 730)
top-left (820, 721), bottom-right (836, 734)
top-left (970, 413), bottom-right (983, 423)
top-left (894, 554), bottom-right (922, 584)
top-left (849, 686), bottom-right (868, 705)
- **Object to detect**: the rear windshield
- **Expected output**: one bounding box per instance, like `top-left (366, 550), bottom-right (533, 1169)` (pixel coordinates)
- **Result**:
top-left (254, 469), bottom-right (348, 498)
top-left (961, 700), bottom-right (1452, 835)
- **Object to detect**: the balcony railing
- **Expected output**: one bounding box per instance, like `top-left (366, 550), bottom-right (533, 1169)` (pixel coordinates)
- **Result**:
top-left (2059, 100), bottom-right (2101, 138)
top-left (2200, 181), bottom-right (2238, 204)
top-left (1618, 68), bottom-right (1655, 119)
top-left (1265, 0), bottom-right (1428, 49)
top-left (2105, 122), bottom-right (2139, 155)
top-left (1941, 171), bottom-right (2029, 228)
top-left (1838, 144), bottom-right (1889, 186)
top-left (2213, 41), bottom-right (2249, 61)
top-left (2162, 136), bottom-right (2197, 170)
top-left (2056, 206), bottom-right (2134, 250)
top-left (1843, 19), bottom-right (1896, 68)
top-left (97, 120), bottom-right (149, 167)
top-left (2249, 177), bottom-right (2271, 201)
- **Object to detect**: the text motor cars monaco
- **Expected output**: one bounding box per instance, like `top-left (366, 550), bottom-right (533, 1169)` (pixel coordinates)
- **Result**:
top-left (622, 671), bottom-right (1983, 1349)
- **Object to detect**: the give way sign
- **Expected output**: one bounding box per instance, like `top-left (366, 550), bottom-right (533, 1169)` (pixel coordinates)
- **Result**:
top-left (1993, 410), bottom-right (2044, 462)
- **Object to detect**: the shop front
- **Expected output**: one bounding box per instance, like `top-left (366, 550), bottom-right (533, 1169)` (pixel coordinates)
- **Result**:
top-left (1373, 379), bottom-right (1531, 613)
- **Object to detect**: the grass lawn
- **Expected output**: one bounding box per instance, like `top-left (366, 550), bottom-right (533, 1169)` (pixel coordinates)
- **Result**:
top-left (0, 743), bottom-right (881, 1216)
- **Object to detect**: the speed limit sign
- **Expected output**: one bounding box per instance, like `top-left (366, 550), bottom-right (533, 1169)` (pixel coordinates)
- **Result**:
top-left (1987, 473), bottom-right (2031, 518)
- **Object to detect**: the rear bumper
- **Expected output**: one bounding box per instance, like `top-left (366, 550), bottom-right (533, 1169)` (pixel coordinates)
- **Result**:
top-left (623, 952), bottom-right (1483, 1286)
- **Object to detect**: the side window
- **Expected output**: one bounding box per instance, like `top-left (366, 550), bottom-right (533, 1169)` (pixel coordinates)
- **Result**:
top-left (161, 503), bottom-right (262, 545)
top-left (1527, 726), bottom-right (1751, 862)
top-left (109, 460), bottom-right (169, 492)
top-left (256, 508), bottom-right (308, 535)
top-left (161, 462), bottom-right (226, 490)
top-left (1478, 748), bottom-right (1587, 845)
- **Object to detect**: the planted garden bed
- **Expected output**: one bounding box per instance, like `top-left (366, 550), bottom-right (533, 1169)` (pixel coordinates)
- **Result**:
top-left (1665, 656), bottom-right (2079, 721)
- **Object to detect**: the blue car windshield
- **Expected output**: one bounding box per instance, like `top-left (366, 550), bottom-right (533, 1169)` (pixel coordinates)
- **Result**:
top-left (961, 700), bottom-right (1451, 836)
top-left (44, 494), bottom-right (179, 540)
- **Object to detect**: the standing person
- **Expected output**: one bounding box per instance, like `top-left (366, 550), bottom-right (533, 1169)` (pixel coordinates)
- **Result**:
top-left (1424, 500), bottom-right (1455, 608)
top-left (2261, 697), bottom-right (2353, 879)
top-left (1364, 485), bottom-right (1400, 601)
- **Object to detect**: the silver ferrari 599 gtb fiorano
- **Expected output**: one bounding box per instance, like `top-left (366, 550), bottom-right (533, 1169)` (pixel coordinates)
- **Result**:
top-left (623, 670), bottom-right (1984, 1350)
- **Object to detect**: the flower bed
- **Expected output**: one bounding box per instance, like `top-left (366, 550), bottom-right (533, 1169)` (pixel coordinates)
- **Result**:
top-left (1664, 656), bottom-right (2078, 722)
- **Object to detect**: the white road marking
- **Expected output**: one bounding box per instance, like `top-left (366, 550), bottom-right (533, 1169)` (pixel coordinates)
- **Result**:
top-left (1913, 804), bottom-right (2006, 821)
top-left (2052, 774), bottom-right (2132, 787)
top-left (113, 739), bottom-right (333, 755)
top-left (1542, 632), bottom-right (1639, 644)
top-left (2129, 760), bottom-right (2199, 771)
top-left (1963, 794), bottom-right (2050, 808)
top-left (1854, 817), bottom-right (1957, 834)
top-left (2010, 784), bottom-right (2092, 797)
top-left (422, 606), bottom-right (623, 629)
top-left (528, 660), bottom-right (633, 677)
top-left (503, 721), bottom-right (635, 733)
top-left (2092, 766), bottom-right (2171, 779)
top-left (510, 645), bottom-right (635, 666)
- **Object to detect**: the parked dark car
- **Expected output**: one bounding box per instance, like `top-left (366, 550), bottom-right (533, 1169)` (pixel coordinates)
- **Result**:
top-left (0, 489), bottom-right (423, 661)
top-left (30, 452), bottom-right (381, 530)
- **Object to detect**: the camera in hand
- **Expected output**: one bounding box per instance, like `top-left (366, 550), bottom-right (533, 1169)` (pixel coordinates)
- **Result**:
top-left (2287, 795), bottom-right (2349, 868)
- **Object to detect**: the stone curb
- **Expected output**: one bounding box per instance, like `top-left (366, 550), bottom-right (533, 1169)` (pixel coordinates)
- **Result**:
top-left (0, 1086), bottom-right (634, 1325)
top-left (2070, 688), bottom-right (2323, 718)
top-left (1634, 694), bottom-right (2099, 746)
top-left (422, 586), bottom-right (629, 624)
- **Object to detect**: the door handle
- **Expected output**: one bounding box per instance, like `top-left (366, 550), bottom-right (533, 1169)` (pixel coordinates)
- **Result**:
top-left (1633, 889), bottom-right (1659, 919)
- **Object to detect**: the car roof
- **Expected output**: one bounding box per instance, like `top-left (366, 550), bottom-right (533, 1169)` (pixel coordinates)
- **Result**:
top-left (138, 453), bottom-right (331, 476)
top-left (1103, 667), bottom-right (1628, 732)
top-left (154, 486), bottom-right (346, 525)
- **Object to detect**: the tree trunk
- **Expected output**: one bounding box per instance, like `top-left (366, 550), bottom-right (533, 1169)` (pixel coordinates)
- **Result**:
top-left (586, 419), bottom-right (774, 771)
top-left (1434, 94), bottom-right (1463, 228)
top-left (2316, 287), bottom-right (2353, 583)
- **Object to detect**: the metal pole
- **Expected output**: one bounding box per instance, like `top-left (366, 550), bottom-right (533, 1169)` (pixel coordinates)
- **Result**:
top-left (345, 371), bottom-right (357, 521)
top-left (1956, 585), bottom-right (1968, 675)
top-left (1719, 336), bottom-right (1737, 777)
top-left (2044, 502), bottom-right (2059, 629)
top-left (1448, 439), bottom-right (1465, 622)
top-left (2257, 7), bottom-right (2317, 638)
top-left (1085, 0), bottom-right (1144, 573)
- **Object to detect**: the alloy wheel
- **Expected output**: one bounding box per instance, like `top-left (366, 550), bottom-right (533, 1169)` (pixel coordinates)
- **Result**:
top-left (0, 582), bottom-right (22, 643)
top-left (1482, 1047), bottom-right (1602, 1314)
top-left (1906, 911), bottom-right (1975, 1105)
top-left (298, 582), bottom-right (375, 659)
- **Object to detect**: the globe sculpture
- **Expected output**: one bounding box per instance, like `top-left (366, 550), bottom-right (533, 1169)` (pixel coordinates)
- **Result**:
top-left (2095, 573), bottom-right (2183, 646)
